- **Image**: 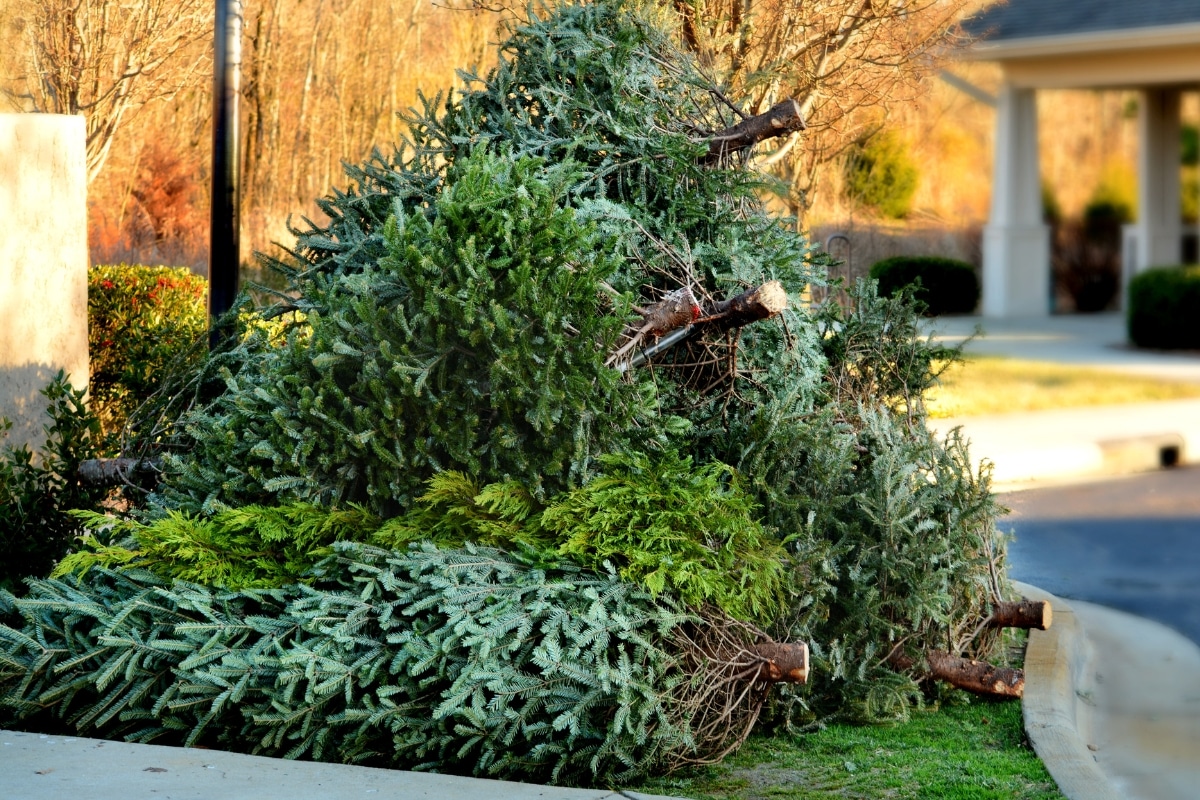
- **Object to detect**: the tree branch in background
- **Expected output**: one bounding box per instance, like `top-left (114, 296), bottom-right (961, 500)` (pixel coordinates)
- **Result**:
top-left (668, 0), bottom-right (972, 219)
top-left (0, 0), bottom-right (210, 184)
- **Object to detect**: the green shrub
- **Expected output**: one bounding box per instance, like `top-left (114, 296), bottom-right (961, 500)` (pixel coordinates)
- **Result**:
top-left (88, 264), bottom-right (207, 438)
top-left (1084, 163), bottom-right (1136, 236)
top-left (1127, 265), bottom-right (1200, 349)
top-left (1183, 176), bottom-right (1198, 224)
top-left (0, 373), bottom-right (106, 594)
top-left (844, 130), bottom-right (920, 219)
top-left (868, 256), bottom-right (980, 316)
top-left (1182, 124), bottom-right (1198, 167)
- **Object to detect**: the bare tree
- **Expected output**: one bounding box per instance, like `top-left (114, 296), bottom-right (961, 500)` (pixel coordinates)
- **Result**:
top-left (669, 0), bottom-right (972, 217)
top-left (0, 0), bottom-right (210, 184)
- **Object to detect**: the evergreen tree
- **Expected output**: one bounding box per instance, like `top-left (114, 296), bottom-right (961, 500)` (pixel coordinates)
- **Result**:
top-left (159, 0), bottom-right (825, 520)
top-left (60, 0), bottom-right (1011, 732)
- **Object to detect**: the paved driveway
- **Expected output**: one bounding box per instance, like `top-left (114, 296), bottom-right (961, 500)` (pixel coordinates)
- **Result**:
top-left (1000, 466), bottom-right (1200, 646)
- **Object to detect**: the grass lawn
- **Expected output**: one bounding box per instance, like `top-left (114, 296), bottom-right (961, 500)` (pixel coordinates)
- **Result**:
top-left (630, 695), bottom-right (1064, 800)
top-left (925, 356), bottom-right (1200, 419)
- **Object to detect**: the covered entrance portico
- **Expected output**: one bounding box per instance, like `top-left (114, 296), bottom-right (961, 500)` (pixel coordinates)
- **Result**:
top-left (966, 8), bottom-right (1200, 317)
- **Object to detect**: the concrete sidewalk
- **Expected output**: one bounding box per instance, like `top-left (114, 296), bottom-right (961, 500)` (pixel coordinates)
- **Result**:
top-left (0, 730), bottom-right (687, 800)
top-left (925, 312), bottom-right (1200, 384)
top-left (924, 313), bottom-right (1200, 490)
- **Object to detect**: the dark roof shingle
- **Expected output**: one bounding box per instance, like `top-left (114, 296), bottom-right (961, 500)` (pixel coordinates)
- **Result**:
top-left (965, 0), bottom-right (1200, 42)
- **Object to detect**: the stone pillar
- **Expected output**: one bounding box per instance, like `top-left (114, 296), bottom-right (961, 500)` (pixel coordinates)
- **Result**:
top-left (982, 83), bottom-right (1052, 317)
top-left (0, 114), bottom-right (89, 454)
top-left (1131, 88), bottom-right (1183, 272)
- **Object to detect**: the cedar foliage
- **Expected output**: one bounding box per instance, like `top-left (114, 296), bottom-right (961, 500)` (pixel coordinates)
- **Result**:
top-left (540, 451), bottom-right (785, 622)
top-left (59, 454), bottom-right (784, 623)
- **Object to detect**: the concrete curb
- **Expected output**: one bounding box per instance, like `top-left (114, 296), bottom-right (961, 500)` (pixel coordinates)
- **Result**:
top-left (1013, 582), bottom-right (1123, 800)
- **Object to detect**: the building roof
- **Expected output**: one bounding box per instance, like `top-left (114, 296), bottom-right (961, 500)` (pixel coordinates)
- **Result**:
top-left (965, 0), bottom-right (1200, 42)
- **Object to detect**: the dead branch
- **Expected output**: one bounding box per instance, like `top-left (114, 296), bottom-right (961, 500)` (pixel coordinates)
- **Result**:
top-left (703, 98), bottom-right (807, 164)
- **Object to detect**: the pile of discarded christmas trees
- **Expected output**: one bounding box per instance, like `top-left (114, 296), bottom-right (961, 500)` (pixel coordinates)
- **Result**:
top-left (0, 0), bottom-right (1047, 786)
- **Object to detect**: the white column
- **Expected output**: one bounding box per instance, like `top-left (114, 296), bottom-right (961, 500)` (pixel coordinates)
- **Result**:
top-left (0, 114), bottom-right (90, 454)
top-left (1190, 88), bottom-right (1200, 265)
top-left (983, 83), bottom-right (1051, 317)
top-left (1132, 88), bottom-right (1183, 272)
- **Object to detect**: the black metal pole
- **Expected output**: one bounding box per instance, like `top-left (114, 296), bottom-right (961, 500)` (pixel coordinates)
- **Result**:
top-left (209, 0), bottom-right (242, 348)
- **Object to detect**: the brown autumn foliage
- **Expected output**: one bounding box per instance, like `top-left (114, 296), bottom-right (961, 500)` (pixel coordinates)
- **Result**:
top-left (667, 0), bottom-right (974, 217)
top-left (2, 0), bottom-right (978, 269)
top-left (1, 0), bottom-right (499, 273)
top-left (6, 0), bottom-right (1178, 282)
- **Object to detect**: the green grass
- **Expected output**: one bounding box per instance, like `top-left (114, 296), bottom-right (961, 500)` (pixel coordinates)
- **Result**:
top-left (630, 696), bottom-right (1064, 800)
top-left (926, 356), bottom-right (1200, 419)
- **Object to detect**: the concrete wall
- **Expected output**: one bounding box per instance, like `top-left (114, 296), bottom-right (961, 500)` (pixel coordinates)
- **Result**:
top-left (0, 114), bottom-right (89, 454)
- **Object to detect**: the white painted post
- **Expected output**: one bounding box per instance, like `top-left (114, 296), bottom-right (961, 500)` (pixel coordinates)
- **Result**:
top-left (1133, 88), bottom-right (1183, 271)
top-left (982, 83), bottom-right (1052, 317)
top-left (0, 114), bottom-right (90, 454)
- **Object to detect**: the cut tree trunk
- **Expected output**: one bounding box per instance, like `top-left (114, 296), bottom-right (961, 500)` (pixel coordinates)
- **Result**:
top-left (890, 650), bottom-right (1024, 699)
top-left (639, 286), bottom-right (702, 337)
top-left (751, 641), bottom-right (809, 684)
top-left (610, 280), bottom-right (789, 369)
top-left (76, 457), bottom-right (162, 487)
top-left (925, 651), bottom-right (1024, 698)
top-left (607, 286), bottom-right (702, 366)
top-left (988, 600), bottom-right (1052, 631)
top-left (703, 99), bottom-right (807, 164)
top-left (699, 280), bottom-right (788, 332)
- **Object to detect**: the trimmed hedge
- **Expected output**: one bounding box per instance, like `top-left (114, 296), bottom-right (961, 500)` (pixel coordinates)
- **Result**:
top-left (88, 264), bottom-right (207, 437)
top-left (869, 256), bottom-right (980, 316)
top-left (1127, 265), bottom-right (1200, 350)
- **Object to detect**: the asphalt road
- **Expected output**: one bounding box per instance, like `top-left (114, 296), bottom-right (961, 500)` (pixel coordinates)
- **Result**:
top-left (1000, 465), bottom-right (1200, 647)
